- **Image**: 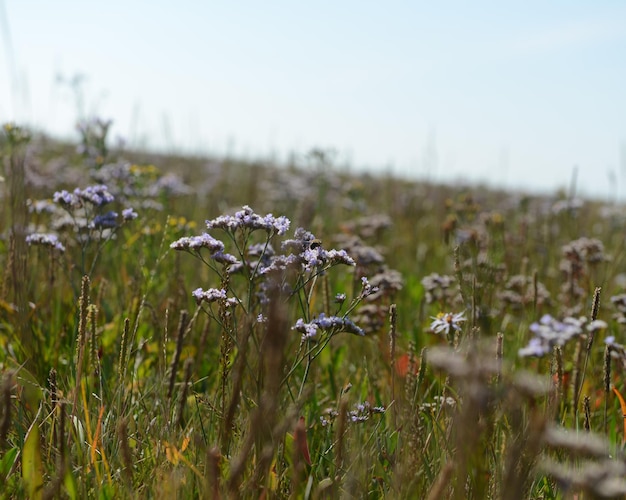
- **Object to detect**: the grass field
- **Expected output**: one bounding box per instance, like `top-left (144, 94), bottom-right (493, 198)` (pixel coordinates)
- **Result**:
top-left (2, 120), bottom-right (626, 498)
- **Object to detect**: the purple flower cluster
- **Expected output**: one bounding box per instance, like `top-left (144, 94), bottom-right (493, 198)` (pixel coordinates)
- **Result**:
top-left (518, 314), bottom-right (607, 357)
top-left (359, 276), bottom-right (380, 298)
top-left (206, 205), bottom-right (290, 235)
top-left (25, 233), bottom-right (66, 252)
top-left (89, 211), bottom-right (118, 229)
top-left (122, 208), bottom-right (138, 221)
top-left (348, 401), bottom-right (386, 423)
top-left (293, 313), bottom-right (365, 340)
top-left (191, 287), bottom-right (238, 307)
top-left (53, 184), bottom-right (115, 208)
top-left (170, 233), bottom-right (225, 253)
top-left (300, 247), bottom-right (355, 272)
top-left (319, 402), bottom-right (385, 426)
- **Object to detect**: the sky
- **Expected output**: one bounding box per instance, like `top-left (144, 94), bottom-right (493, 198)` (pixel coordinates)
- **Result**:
top-left (1, 1), bottom-right (626, 200)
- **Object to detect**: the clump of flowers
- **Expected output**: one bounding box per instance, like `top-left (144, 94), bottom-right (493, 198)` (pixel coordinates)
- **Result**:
top-left (559, 237), bottom-right (610, 313)
top-left (206, 205), bottom-right (290, 235)
top-left (293, 313), bottom-right (364, 341)
top-left (172, 205), bottom-right (370, 343)
top-left (319, 401), bottom-right (385, 427)
top-left (498, 274), bottom-right (551, 311)
top-left (610, 294), bottom-right (626, 324)
top-left (26, 183), bottom-right (138, 276)
top-left (518, 314), bottom-right (607, 357)
top-left (421, 273), bottom-right (461, 306)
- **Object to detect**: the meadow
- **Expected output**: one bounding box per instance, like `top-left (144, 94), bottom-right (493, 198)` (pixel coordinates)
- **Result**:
top-left (1, 120), bottom-right (626, 499)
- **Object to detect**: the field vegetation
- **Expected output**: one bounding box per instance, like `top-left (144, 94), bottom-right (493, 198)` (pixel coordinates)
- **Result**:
top-left (2, 120), bottom-right (626, 498)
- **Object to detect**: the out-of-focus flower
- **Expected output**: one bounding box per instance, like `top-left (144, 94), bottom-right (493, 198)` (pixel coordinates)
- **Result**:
top-left (518, 314), bottom-right (606, 358)
top-left (25, 233), bottom-right (65, 252)
top-left (293, 313), bottom-right (364, 340)
top-left (122, 208), bottom-right (138, 221)
top-left (360, 276), bottom-right (380, 298)
top-left (191, 287), bottom-right (227, 305)
top-left (421, 273), bottom-right (457, 304)
top-left (430, 312), bottom-right (466, 337)
top-left (89, 211), bottom-right (118, 229)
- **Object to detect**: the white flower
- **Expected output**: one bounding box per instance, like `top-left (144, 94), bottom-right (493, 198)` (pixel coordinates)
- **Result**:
top-left (430, 312), bottom-right (466, 337)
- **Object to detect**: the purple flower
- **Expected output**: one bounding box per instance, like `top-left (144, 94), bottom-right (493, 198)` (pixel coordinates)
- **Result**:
top-left (26, 233), bottom-right (66, 252)
top-left (518, 314), bottom-right (593, 358)
top-left (76, 185), bottom-right (115, 206)
top-left (293, 313), bottom-right (364, 341)
top-left (211, 251), bottom-right (239, 265)
top-left (192, 287), bottom-right (227, 304)
top-left (360, 277), bottom-right (380, 297)
top-left (122, 208), bottom-right (138, 221)
top-left (53, 190), bottom-right (78, 207)
top-left (89, 211), bottom-right (118, 229)
top-left (170, 233), bottom-right (226, 253)
top-left (206, 205), bottom-right (291, 235)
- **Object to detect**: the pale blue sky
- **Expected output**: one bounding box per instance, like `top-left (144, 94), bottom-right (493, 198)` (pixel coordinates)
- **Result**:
top-left (1, 1), bottom-right (626, 199)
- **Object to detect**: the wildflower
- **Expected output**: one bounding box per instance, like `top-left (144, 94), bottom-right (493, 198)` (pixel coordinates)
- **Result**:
top-left (27, 199), bottom-right (57, 214)
top-left (346, 400), bottom-right (384, 423)
top-left (211, 251), bottom-right (239, 266)
top-left (293, 318), bottom-right (319, 340)
top-left (53, 190), bottom-right (78, 207)
top-left (76, 185), bottom-right (115, 206)
top-left (25, 233), bottom-right (66, 252)
top-left (325, 249), bottom-right (356, 266)
top-left (89, 211), bottom-right (118, 229)
top-left (282, 227), bottom-right (316, 252)
top-left (170, 233), bottom-right (225, 253)
top-left (518, 314), bottom-right (587, 358)
top-left (293, 313), bottom-right (365, 341)
top-left (122, 208), bottom-right (138, 221)
top-left (191, 287), bottom-right (227, 305)
top-left (429, 312), bottom-right (466, 337)
top-left (206, 205), bottom-right (291, 235)
top-left (360, 276), bottom-right (380, 298)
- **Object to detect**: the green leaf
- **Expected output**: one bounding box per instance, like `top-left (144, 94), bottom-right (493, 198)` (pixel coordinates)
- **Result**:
top-left (63, 465), bottom-right (79, 500)
top-left (0, 446), bottom-right (18, 477)
top-left (22, 419), bottom-right (43, 500)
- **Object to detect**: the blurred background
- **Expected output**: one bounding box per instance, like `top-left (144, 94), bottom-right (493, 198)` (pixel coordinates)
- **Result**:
top-left (1, 0), bottom-right (625, 199)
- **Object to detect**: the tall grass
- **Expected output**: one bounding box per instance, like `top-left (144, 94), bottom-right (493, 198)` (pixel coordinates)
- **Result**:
top-left (1, 121), bottom-right (626, 498)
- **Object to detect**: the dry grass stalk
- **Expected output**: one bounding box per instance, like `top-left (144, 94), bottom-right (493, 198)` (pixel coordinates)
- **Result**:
top-left (72, 275), bottom-right (90, 417)
top-left (250, 298), bottom-right (290, 490)
top-left (228, 298), bottom-right (290, 494)
top-left (88, 304), bottom-right (100, 378)
top-left (603, 343), bottom-right (611, 433)
top-left (571, 338), bottom-right (584, 416)
top-left (389, 303), bottom-right (397, 427)
top-left (118, 317), bottom-right (130, 379)
top-left (583, 395), bottom-right (591, 431)
top-left (168, 309), bottom-right (189, 402)
top-left (0, 370), bottom-right (13, 451)
top-left (553, 346), bottom-right (564, 417)
top-left (575, 286), bottom-right (602, 417)
top-left (495, 332), bottom-right (503, 384)
top-left (425, 461), bottom-right (454, 500)
top-left (335, 396), bottom-right (349, 481)
top-left (118, 417), bottom-right (133, 486)
top-left (206, 446), bottom-right (222, 499)
top-left (176, 358), bottom-right (193, 428)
